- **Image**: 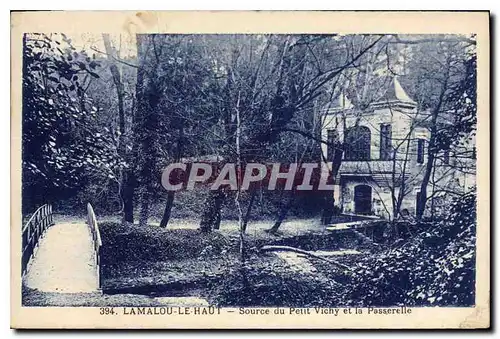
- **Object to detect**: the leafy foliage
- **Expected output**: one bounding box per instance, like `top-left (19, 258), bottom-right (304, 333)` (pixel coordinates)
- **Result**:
top-left (339, 190), bottom-right (476, 307)
top-left (435, 52), bottom-right (477, 153)
top-left (22, 33), bottom-right (122, 211)
top-left (210, 259), bottom-right (340, 307)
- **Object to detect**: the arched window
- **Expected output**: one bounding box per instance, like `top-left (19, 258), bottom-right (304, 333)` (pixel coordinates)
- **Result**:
top-left (344, 126), bottom-right (371, 160)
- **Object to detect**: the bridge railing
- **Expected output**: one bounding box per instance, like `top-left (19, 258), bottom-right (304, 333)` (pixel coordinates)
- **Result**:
top-left (22, 204), bottom-right (54, 275)
top-left (86, 203), bottom-right (102, 289)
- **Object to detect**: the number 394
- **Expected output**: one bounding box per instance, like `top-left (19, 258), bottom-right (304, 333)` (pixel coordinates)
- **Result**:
top-left (99, 307), bottom-right (115, 315)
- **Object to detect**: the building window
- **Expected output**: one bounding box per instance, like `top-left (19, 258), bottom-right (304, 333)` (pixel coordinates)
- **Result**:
top-left (443, 149), bottom-right (450, 164)
top-left (344, 126), bottom-right (371, 161)
top-left (326, 129), bottom-right (338, 161)
top-left (380, 123), bottom-right (392, 160)
top-left (417, 139), bottom-right (425, 164)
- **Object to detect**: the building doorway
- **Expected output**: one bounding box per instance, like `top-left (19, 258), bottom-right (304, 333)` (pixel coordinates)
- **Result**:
top-left (354, 184), bottom-right (372, 214)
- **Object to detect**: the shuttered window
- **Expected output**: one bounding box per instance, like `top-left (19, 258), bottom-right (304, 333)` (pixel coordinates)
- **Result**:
top-left (379, 124), bottom-right (392, 160)
top-left (417, 139), bottom-right (425, 164)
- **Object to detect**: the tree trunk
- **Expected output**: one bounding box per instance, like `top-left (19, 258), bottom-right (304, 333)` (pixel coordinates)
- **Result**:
top-left (102, 34), bottom-right (125, 137)
top-left (393, 129), bottom-right (413, 220)
top-left (321, 192), bottom-right (335, 225)
top-left (159, 192), bottom-right (175, 228)
top-left (241, 190), bottom-right (257, 233)
top-left (139, 190), bottom-right (150, 227)
top-left (122, 172), bottom-right (135, 223)
top-left (234, 92), bottom-right (245, 262)
top-left (416, 152), bottom-right (435, 220)
top-left (268, 193), bottom-right (293, 233)
top-left (159, 127), bottom-right (184, 228)
top-left (122, 91), bottom-right (139, 224)
top-left (416, 118), bottom-right (438, 221)
top-left (269, 205), bottom-right (289, 233)
top-left (430, 162), bottom-right (437, 221)
top-left (321, 143), bottom-right (343, 225)
top-left (102, 34), bottom-right (133, 224)
top-left (417, 72), bottom-right (448, 221)
top-left (199, 190), bottom-right (225, 232)
top-left (135, 35), bottom-right (160, 227)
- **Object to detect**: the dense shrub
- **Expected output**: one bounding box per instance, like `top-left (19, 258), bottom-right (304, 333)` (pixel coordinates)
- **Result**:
top-left (208, 258), bottom-right (342, 307)
top-left (337, 190), bottom-right (476, 307)
top-left (99, 222), bottom-right (230, 264)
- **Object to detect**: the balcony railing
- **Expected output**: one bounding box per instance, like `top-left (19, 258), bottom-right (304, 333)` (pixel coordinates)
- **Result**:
top-left (338, 160), bottom-right (395, 174)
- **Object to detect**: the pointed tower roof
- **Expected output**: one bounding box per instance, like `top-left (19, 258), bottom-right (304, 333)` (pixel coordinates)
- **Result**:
top-left (332, 92), bottom-right (354, 110)
top-left (372, 77), bottom-right (417, 109)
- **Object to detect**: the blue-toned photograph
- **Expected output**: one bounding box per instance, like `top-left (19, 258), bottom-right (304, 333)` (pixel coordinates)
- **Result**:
top-left (21, 32), bottom-right (477, 309)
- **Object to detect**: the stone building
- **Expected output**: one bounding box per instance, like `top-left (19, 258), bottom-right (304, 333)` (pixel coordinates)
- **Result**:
top-left (321, 77), bottom-right (475, 220)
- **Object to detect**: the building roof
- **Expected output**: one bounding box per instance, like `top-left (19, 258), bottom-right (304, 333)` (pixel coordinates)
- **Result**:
top-left (372, 77), bottom-right (417, 108)
top-left (332, 92), bottom-right (354, 110)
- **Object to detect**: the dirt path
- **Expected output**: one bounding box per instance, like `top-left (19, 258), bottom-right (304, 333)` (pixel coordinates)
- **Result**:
top-left (23, 222), bottom-right (98, 293)
top-left (275, 249), bottom-right (362, 274)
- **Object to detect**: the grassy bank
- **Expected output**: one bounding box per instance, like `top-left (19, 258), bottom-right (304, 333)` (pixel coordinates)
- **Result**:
top-left (98, 220), bottom-right (361, 293)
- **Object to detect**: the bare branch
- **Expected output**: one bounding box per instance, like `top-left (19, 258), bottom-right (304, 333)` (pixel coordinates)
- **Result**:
top-left (90, 46), bottom-right (139, 69)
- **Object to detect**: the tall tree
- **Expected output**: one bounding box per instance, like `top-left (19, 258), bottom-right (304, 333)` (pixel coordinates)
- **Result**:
top-left (101, 34), bottom-right (137, 223)
top-left (403, 37), bottom-right (477, 220)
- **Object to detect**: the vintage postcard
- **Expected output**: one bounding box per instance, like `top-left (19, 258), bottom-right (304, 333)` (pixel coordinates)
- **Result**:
top-left (10, 11), bottom-right (490, 329)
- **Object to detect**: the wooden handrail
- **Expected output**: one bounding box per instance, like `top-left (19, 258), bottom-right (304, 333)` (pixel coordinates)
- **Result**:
top-left (22, 204), bottom-right (51, 232)
top-left (86, 203), bottom-right (102, 289)
top-left (22, 204), bottom-right (54, 275)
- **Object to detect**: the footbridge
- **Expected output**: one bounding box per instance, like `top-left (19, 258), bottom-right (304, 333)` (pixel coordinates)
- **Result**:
top-left (22, 204), bottom-right (102, 293)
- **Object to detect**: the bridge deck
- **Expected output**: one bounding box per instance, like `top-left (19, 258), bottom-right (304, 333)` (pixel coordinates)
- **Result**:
top-left (23, 222), bottom-right (99, 293)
